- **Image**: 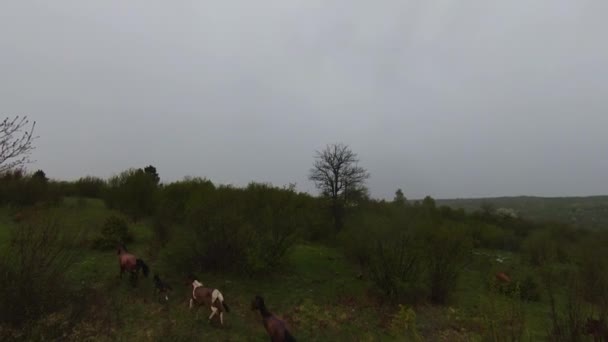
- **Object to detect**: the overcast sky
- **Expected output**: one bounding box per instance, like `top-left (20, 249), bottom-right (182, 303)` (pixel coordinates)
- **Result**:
top-left (1, 1), bottom-right (607, 199)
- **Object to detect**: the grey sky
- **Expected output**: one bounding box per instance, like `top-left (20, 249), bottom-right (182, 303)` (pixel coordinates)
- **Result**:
top-left (1, 1), bottom-right (607, 199)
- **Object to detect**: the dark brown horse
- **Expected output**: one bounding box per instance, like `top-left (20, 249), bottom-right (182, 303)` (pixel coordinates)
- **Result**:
top-left (251, 296), bottom-right (295, 342)
top-left (188, 276), bottom-right (230, 326)
top-left (585, 318), bottom-right (608, 342)
top-left (117, 244), bottom-right (149, 285)
top-left (153, 274), bottom-right (172, 302)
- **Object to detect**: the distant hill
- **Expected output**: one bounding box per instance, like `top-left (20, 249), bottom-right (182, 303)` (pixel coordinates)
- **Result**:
top-left (435, 196), bottom-right (608, 230)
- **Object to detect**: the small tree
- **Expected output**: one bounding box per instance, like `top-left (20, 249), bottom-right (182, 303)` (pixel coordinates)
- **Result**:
top-left (1, 116), bottom-right (37, 173)
top-left (32, 169), bottom-right (48, 183)
top-left (423, 225), bottom-right (472, 304)
top-left (0, 218), bottom-right (76, 326)
top-left (144, 165), bottom-right (160, 185)
top-left (393, 189), bottom-right (407, 206)
top-left (309, 143), bottom-right (369, 232)
top-left (93, 216), bottom-right (133, 250)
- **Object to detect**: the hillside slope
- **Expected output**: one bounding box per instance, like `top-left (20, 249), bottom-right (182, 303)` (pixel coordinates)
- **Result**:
top-left (436, 196), bottom-right (608, 229)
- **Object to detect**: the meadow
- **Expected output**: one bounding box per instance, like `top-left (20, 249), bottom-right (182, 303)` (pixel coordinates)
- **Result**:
top-left (0, 168), bottom-right (607, 341)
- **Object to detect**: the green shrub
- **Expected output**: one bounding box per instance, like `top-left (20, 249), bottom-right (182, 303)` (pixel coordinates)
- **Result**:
top-left (104, 168), bottom-right (158, 221)
top-left (519, 275), bottom-right (541, 302)
top-left (367, 233), bottom-right (423, 301)
top-left (0, 219), bottom-right (76, 326)
top-left (75, 176), bottom-right (106, 198)
top-left (422, 224), bottom-right (473, 305)
top-left (575, 233), bottom-right (608, 312)
top-left (389, 305), bottom-right (421, 341)
top-left (160, 183), bottom-right (301, 275)
top-left (92, 216), bottom-right (133, 250)
top-left (0, 170), bottom-right (59, 206)
top-left (478, 292), bottom-right (527, 342)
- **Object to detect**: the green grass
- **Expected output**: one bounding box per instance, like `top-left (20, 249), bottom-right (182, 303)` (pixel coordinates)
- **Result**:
top-left (0, 199), bottom-right (569, 341)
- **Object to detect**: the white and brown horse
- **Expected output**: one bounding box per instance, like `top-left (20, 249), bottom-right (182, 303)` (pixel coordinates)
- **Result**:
top-left (188, 276), bottom-right (230, 325)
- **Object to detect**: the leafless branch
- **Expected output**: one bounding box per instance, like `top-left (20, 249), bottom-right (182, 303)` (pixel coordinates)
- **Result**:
top-left (0, 116), bottom-right (37, 173)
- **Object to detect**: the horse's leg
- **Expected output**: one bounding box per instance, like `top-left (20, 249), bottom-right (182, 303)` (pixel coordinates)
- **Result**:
top-left (189, 298), bottom-right (194, 309)
top-left (220, 312), bottom-right (224, 326)
top-left (119, 266), bottom-right (124, 279)
top-left (209, 306), bottom-right (218, 321)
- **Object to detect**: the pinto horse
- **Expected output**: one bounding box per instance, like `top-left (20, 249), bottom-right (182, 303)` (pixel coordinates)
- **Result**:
top-left (117, 244), bottom-right (149, 285)
top-left (188, 276), bottom-right (230, 326)
top-left (251, 295), bottom-right (296, 342)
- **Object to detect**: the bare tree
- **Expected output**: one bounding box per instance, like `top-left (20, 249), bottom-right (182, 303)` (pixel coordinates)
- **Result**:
top-left (309, 143), bottom-right (369, 232)
top-left (1, 116), bottom-right (37, 173)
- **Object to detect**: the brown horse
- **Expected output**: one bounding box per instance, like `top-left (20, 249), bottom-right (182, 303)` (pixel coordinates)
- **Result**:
top-left (117, 244), bottom-right (149, 285)
top-left (188, 276), bottom-right (230, 326)
top-left (496, 272), bottom-right (511, 283)
top-left (251, 295), bottom-right (295, 342)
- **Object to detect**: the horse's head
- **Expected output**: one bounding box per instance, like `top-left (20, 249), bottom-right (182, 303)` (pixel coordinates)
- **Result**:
top-left (117, 243), bottom-right (127, 255)
top-left (252, 295), bottom-right (265, 311)
top-left (188, 273), bottom-right (203, 286)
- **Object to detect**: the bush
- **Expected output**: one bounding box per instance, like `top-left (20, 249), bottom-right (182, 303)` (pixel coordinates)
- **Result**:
top-left (104, 168), bottom-right (158, 221)
top-left (522, 229), bottom-right (559, 266)
top-left (162, 183), bottom-right (300, 275)
top-left (92, 216), bottom-right (133, 250)
top-left (389, 305), bottom-right (421, 341)
top-left (468, 223), bottom-right (515, 250)
top-left (367, 233), bottom-right (422, 301)
top-left (422, 225), bottom-right (473, 305)
top-left (340, 211), bottom-right (391, 268)
top-left (478, 292), bottom-right (527, 342)
top-left (0, 170), bottom-right (58, 206)
top-left (574, 233), bottom-right (608, 313)
top-left (519, 275), bottom-right (541, 302)
top-left (157, 177), bottom-right (215, 224)
top-left (0, 219), bottom-right (76, 326)
top-left (75, 176), bottom-right (107, 198)
top-left (545, 275), bottom-right (587, 342)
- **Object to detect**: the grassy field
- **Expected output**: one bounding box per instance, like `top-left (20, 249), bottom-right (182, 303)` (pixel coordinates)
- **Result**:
top-left (0, 198), bottom-right (573, 341)
top-left (436, 195), bottom-right (608, 230)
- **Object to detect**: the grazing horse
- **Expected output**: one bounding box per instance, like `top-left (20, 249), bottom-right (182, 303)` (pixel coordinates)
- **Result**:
top-left (496, 272), bottom-right (511, 283)
top-left (188, 276), bottom-right (230, 326)
top-left (117, 244), bottom-right (149, 285)
top-left (251, 295), bottom-right (296, 342)
top-left (153, 274), bottom-right (172, 301)
top-left (585, 318), bottom-right (608, 342)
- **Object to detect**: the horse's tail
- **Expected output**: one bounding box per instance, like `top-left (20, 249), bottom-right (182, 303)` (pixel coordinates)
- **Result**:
top-left (284, 330), bottom-right (296, 342)
top-left (221, 300), bottom-right (230, 313)
top-left (214, 289), bottom-right (229, 312)
top-left (136, 259), bottom-right (149, 277)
